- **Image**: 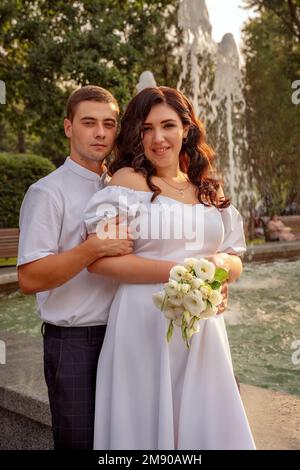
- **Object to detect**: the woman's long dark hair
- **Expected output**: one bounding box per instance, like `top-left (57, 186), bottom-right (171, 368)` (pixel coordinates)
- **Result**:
top-left (110, 86), bottom-right (229, 209)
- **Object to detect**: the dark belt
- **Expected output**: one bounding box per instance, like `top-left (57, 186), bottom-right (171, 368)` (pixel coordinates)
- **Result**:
top-left (41, 322), bottom-right (106, 339)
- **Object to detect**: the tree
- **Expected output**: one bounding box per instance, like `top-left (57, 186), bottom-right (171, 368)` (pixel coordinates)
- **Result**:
top-left (242, 2), bottom-right (300, 215)
top-left (243, 0), bottom-right (300, 42)
top-left (0, 0), bottom-right (180, 165)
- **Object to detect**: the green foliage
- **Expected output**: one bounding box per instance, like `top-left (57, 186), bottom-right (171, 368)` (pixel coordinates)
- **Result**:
top-left (0, 0), bottom-right (180, 165)
top-left (0, 152), bottom-right (55, 227)
top-left (242, 1), bottom-right (300, 215)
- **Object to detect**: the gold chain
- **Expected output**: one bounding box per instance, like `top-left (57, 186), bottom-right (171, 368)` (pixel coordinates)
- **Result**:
top-left (158, 174), bottom-right (190, 197)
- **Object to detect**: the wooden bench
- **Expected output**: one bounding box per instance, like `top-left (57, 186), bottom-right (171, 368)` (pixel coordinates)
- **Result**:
top-left (0, 228), bottom-right (19, 258)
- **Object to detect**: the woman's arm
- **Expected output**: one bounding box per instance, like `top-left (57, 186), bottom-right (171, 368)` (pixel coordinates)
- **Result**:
top-left (88, 252), bottom-right (176, 284)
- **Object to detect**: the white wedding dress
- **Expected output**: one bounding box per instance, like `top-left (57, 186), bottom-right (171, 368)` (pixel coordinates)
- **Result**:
top-left (84, 186), bottom-right (256, 450)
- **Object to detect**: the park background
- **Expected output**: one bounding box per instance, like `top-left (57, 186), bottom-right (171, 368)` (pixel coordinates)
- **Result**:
top-left (0, 0), bottom-right (300, 450)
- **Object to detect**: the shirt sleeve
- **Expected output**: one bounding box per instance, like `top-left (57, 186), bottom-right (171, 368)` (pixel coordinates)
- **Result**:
top-left (218, 205), bottom-right (247, 256)
top-left (17, 185), bottom-right (61, 266)
top-left (82, 185), bottom-right (140, 238)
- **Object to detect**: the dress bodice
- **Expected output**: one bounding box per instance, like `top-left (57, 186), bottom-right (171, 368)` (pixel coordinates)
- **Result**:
top-left (84, 185), bottom-right (246, 262)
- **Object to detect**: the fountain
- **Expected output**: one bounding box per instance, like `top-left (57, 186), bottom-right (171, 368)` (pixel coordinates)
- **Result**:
top-left (177, 0), bottom-right (252, 210)
top-left (1, 258), bottom-right (300, 396)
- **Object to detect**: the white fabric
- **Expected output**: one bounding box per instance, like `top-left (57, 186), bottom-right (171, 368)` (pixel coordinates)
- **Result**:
top-left (84, 186), bottom-right (255, 450)
top-left (18, 157), bottom-right (118, 326)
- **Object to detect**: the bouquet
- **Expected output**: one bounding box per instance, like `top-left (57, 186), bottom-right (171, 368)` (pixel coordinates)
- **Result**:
top-left (152, 258), bottom-right (229, 348)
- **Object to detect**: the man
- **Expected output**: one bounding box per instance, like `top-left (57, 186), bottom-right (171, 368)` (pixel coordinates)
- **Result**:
top-left (17, 86), bottom-right (176, 449)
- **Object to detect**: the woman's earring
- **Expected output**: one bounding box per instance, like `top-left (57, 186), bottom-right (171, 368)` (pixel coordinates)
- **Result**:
top-left (183, 136), bottom-right (188, 144)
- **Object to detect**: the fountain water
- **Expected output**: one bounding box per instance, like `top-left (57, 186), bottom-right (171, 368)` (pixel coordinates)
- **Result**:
top-left (1, 259), bottom-right (300, 395)
top-left (177, 0), bottom-right (252, 210)
top-left (177, 0), bottom-right (216, 119)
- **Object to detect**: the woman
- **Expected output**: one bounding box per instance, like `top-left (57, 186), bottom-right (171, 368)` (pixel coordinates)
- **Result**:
top-left (84, 87), bottom-right (255, 450)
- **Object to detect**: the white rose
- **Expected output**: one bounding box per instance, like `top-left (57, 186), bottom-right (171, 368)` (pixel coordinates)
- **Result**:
top-left (152, 291), bottom-right (165, 310)
top-left (200, 284), bottom-right (212, 300)
top-left (164, 306), bottom-right (178, 320)
top-left (169, 265), bottom-right (188, 282)
top-left (178, 283), bottom-right (191, 294)
top-left (182, 272), bottom-right (193, 282)
top-left (183, 291), bottom-right (205, 316)
top-left (168, 293), bottom-right (183, 307)
top-left (201, 304), bottom-right (218, 319)
top-left (209, 289), bottom-right (223, 306)
top-left (192, 278), bottom-right (204, 289)
top-left (194, 259), bottom-right (215, 282)
top-left (164, 280), bottom-right (179, 296)
top-left (183, 257), bottom-right (198, 270)
top-left (164, 306), bottom-right (182, 326)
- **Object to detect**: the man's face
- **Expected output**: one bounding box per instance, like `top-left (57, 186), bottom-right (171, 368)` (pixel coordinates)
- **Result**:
top-left (64, 100), bottom-right (118, 163)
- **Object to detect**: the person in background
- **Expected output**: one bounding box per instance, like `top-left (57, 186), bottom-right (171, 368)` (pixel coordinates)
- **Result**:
top-left (267, 214), bottom-right (295, 242)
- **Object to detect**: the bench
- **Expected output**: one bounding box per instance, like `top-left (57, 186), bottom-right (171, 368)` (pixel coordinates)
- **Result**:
top-left (0, 228), bottom-right (19, 258)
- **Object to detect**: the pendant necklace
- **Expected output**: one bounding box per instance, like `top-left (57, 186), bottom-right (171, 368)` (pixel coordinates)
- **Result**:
top-left (159, 175), bottom-right (190, 198)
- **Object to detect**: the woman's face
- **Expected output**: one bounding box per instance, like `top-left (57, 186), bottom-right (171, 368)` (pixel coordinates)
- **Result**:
top-left (142, 102), bottom-right (187, 170)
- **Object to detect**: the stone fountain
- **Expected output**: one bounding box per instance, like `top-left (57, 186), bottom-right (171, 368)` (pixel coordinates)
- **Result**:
top-left (177, 0), bottom-right (252, 211)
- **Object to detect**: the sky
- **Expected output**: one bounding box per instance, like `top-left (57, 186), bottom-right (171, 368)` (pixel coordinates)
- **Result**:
top-left (205, 0), bottom-right (257, 51)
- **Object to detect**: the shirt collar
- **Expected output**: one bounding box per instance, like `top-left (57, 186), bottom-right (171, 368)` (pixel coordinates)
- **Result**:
top-left (64, 157), bottom-right (108, 187)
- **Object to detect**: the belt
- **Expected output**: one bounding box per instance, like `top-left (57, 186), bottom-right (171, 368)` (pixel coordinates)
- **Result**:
top-left (42, 322), bottom-right (106, 339)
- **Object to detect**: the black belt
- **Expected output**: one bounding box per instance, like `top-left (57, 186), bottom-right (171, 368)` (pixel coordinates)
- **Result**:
top-left (42, 322), bottom-right (106, 339)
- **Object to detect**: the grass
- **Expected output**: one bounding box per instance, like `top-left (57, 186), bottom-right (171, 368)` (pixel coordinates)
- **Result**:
top-left (0, 257), bottom-right (17, 267)
top-left (247, 238), bottom-right (266, 246)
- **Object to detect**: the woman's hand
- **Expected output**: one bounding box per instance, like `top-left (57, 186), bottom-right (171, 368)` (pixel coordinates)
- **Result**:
top-left (206, 253), bottom-right (231, 272)
top-left (207, 252), bottom-right (243, 284)
top-left (217, 282), bottom-right (228, 315)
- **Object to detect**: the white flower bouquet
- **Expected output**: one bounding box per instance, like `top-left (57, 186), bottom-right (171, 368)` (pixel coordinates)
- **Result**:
top-left (152, 258), bottom-right (229, 348)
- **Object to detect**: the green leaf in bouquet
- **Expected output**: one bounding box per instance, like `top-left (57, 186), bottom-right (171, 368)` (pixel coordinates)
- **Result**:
top-left (166, 320), bottom-right (174, 342)
top-left (161, 293), bottom-right (168, 311)
top-left (214, 268), bottom-right (229, 283)
top-left (210, 280), bottom-right (221, 290)
top-left (181, 317), bottom-right (187, 342)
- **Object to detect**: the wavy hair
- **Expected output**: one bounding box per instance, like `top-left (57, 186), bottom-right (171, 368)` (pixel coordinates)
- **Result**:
top-left (110, 86), bottom-right (229, 208)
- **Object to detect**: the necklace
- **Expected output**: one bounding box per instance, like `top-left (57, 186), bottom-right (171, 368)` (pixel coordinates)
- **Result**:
top-left (159, 175), bottom-right (190, 198)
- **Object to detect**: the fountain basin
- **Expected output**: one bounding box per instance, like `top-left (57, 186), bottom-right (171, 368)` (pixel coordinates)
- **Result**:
top-left (0, 329), bottom-right (299, 449)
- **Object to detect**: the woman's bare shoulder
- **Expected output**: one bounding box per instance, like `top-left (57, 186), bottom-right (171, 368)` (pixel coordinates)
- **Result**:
top-left (107, 167), bottom-right (149, 191)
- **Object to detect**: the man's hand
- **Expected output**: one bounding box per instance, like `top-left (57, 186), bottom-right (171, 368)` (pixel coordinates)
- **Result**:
top-left (85, 216), bottom-right (134, 258)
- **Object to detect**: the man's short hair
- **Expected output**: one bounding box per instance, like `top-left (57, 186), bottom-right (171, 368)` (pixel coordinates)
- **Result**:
top-left (66, 85), bottom-right (119, 121)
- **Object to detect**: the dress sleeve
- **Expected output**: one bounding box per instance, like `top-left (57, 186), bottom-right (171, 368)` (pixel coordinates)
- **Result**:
top-left (17, 185), bottom-right (61, 266)
top-left (218, 205), bottom-right (247, 256)
top-left (83, 185), bottom-right (140, 238)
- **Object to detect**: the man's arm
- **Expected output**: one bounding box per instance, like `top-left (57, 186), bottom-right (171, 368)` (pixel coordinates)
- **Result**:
top-left (87, 253), bottom-right (176, 284)
top-left (18, 235), bottom-right (133, 294)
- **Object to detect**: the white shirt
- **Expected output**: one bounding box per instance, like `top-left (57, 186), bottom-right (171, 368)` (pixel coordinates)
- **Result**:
top-left (17, 157), bottom-right (118, 326)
